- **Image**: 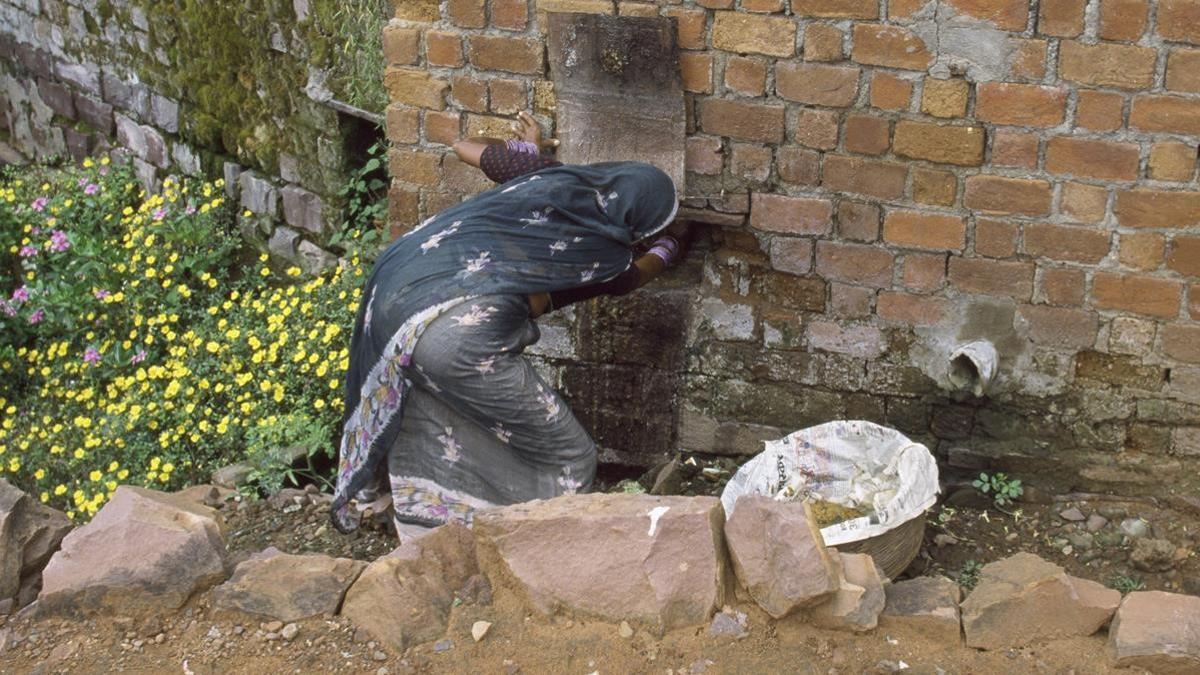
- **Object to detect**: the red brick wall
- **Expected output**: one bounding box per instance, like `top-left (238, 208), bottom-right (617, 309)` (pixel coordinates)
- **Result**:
top-left (385, 0), bottom-right (1200, 489)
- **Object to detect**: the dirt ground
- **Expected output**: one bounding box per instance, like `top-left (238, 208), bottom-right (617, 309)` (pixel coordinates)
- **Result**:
top-left (2, 480), bottom-right (1193, 674)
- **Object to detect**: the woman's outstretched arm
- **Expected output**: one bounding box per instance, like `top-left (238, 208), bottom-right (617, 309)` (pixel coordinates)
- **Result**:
top-left (452, 112), bottom-right (558, 169)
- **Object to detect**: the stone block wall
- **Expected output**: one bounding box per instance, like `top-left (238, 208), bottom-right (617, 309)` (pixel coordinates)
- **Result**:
top-left (0, 0), bottom-right (389, 274)
top-left (387, 0), bottom-right (1200, 492)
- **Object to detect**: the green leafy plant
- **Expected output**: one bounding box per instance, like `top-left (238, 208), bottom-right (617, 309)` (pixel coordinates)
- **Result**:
top-left (972, 472), bottom-right (1024, 507)
top-left (1108, 575), bottom-right (1145, 594)
top-left (330, 139), bottom-right (387, 258)
top-left (958, 560), bottom-right (984, 590)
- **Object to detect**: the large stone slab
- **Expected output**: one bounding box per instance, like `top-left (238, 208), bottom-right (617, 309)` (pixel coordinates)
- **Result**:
top-left (212, 548), bottom-right (365, 622)
top-left (961, 552), bottom-right (1120, 650)
top-left (880, 575), bottom-right (962, 643)
top-left (38, 486), bottom-right (227, 616)
top-left (547, 13), bottom-right (685, 194)
top-left (340, 522), bottom-right (482, 651)
top-left (809, 551), bottom-right (887, 632)
top-left (1109, 591), bottom-right (1200, 673)
top-left (474, 493), bottom-right (727, 630)
top-left (724, 496), bottom-right (839, 619)
top-left (0, 479), bottom-right (72, 606)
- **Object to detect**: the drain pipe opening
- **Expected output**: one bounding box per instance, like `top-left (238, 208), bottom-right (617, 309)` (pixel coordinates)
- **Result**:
top-left (948, 340), bottom-right (998, 397)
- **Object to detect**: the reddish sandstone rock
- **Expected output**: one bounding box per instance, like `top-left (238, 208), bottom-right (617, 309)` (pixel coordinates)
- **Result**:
top-left (38, 486), bottom-right (227, 617)
top-left (0, 479), bottom-right (72, 609)
top-left (1109, 590), bottom-right (1200, 672)
top-left (961, 552), bottom-right (1119, 649)
top-left (212, 548), bottom-right (365, 622)
top-left (474, 493), bottom-right (728, 630)
top-left (724, 496), bottom-right (839, 619)
top-left (880, 576), bottom-right (962, 643)
top-left (809, 551), bottom-right (887, 632)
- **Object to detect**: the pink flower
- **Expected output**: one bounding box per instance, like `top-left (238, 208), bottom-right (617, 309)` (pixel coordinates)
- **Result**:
top-left (27, 309), bottom-right (44, 325)
top-left (130, 350), bottom-right (147, 365)
top-left (11, 286), bottom-right (28, 303)
top-left (30, 197), bottom-right (47, 211)
top-left (84, 348), bottom-right (101, 364)
top-left (185, 204), bottom-right (196, 215)
top-left (19, 246), bottom-right (38, 258)
top-left (93, 289), bottom-right (110, 300)
top-left (49, 230), bottom-right (69, 253)
top-left (84, 183), bottom-right (100, 195)
top-left (153, 208), bottom-right (166, 221)
top-left (99, 166), bottom-right (109, 176)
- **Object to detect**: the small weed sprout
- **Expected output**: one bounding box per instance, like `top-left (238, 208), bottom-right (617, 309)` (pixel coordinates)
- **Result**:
top-left (958, 560), bottom-right (984, 590)
top-left (972, 472), bottom-right (1024, 508)
top-left (1108, 575), bottom-right (1146, 594)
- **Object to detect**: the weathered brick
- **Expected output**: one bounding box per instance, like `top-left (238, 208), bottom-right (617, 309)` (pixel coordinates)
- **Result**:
top-left (902, 253), bottom-right (946, 291)
top-left (1164, 51), bottom-right (1200, 98)
top-left (1158, 0), bottom-right (1200, 44)
top-left (389, 149), bottom-right (443, 187)
top-left (536, 0), bottom-right (615, 28)
top-left (697, 0), bottom-right (734, 6)
top-left (838, 201), bottom-right (880, 241)
top-left (893, 121), bottom-right (985, 166)
top-left (883, 210), bottom-right (966, 251)
top-left (888, 0), bottom-right (926, 19)
top-left (385, 104), bottom-right (420, 144)
top-left (816, 240), bottom-right (895, 287)
top-left (702, 99), bottom-right (786, 143)
top-left (424, 110), bottom-right (461, 145)
top-left (1168, 236), bottom-right (1200, 276)
top-left (803, 23), bottom-right (845, 61)
top-left (492, 0), bottom-right (529, 29)
top-left (756, 270), bottom-right (827, 311)
top-left (619, 2), bottom-right (659, 18)
top-left (1115, 189), bottom-right (1200, 229)
top-left (1076, 351), bottom-right (1165, 389)
top-left (921, 78), bottom-right (969, 118)
top-left (1058, 41), bottom-right (1158, 90)
top-left (489, 79), bottom-right (526, 114)
top-left (665, 8), bottom-right (709, 50)
top-left (1093, 272), bottom-right (1183, 318)
top-left (712, 12), bottom-right (797, 57)
top-left (396, 0), bottom-right (440, 21)
top-left (1018, 305), bottom-right (1098, 348)
top-left (686, 136), bottom-right (723, 175)
top-left (807, 321), bottom-right (886, 358)
top-left (1010, 39), bottom-right (1048, 80)
top-left (384, 67), bottom-right (449, 110)
top-left (792, 108), bottom-right (840, 149)
top-left (426, 30), bottom-right (465, 68)
top-left (830, 283), bottom-right (874, 317)
top-left (750, 193), bottom-right (834, 235)
top-left (466, 113), bottom-right (514, 138)
top-left (822, 155), bottom-right (907, 199)
top-left (1098, 0), bottom-right (1149, 40)
top-left (1061, 182), bottom-right (1108, 223)
top-left (725, 56), bottom-right (767, 95)
top-left (1130, 94), bottom-right (1200, 135)
top-left (1192, 284), bottom-right (1200, 320)
top-left (743, 0), bottom-right (786, 11)
top-left (870, 72), bottom-right (913, 110)
top-left (944, 0), bottom-right (1029, 29)
top-left (1075, 90), bottom-right (1125, 131)
top-left (1038, 0), bottom-right (1085, 37)
top-left (731, 143), bottom-right (773, 182)
top-left (442, 154), bottom-right (493, 193)
top-left (776, 63), bottom-right (860, 106)
top-left (383, 24), bottom-right (420, 65)
top-left (1149, 142), bottom-right (1197, 181)
top-left (468, 35), bottom-right (544, 74)
top-left (680, 52), bottom-right (714, 93)
top-left (965, 175), bottom-right (1052, 216)
top-left (1119, 232), bottom-right (1165, 270)
top-left (1046, 137), bottom-right (1140, 181)
top-left (974, 219), bottom-right (1018, 258)
top-left (777, 146), bottom-right (821, 184)
top-left (1040, 267), bottom-right (1087, 306)
top-left (793, 0), bottom-right (878, 17)
top-left (448, 0), bottom-right (487, 27)
top-left (851, 24), bottom-right (933, 70)
top-left (976, 83), bottom-right (1066, 127)
top-left (452, 75), bottom-right (489, 112)
top-left (948, 257), bottom-right (1036, 299)
top-left (1163, 325), bottom-right (1200, 363)
top-left (389, 183), bottom-right (420, 235)
top-left (844, 114), bottom-right (890, 155)
top-left (770, 237), bottom-right (814, 275)
top-left (1024, 223), bottom-right (1111, 264)
top-left (991, 130), bottom-right (1038, 168)
top-left (912, 168), bottom-right (956, 206)
top-left (877, 291), bottom-right (949, 325)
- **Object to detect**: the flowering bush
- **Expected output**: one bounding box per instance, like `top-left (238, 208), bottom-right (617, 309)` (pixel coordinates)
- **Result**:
top-left (0, 157), bottom-right (367, 520)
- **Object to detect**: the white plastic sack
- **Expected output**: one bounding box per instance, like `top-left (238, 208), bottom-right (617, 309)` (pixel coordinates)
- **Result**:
top-left (720, 420), bottom-right (939, 546)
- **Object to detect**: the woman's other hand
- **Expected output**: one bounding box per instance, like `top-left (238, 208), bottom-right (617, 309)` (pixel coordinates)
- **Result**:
top-left (512, 112), bottom-right (559, 153)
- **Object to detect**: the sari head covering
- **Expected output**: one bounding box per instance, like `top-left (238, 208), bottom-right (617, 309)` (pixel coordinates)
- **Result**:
top-left (331, 161), bottom-right (677, 532)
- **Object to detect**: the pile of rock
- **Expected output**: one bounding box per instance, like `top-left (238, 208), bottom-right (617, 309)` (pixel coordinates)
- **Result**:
top-left (1, 481), bottom-right (1197, 672)
top-left (0, 479), bottom-right (72, 613)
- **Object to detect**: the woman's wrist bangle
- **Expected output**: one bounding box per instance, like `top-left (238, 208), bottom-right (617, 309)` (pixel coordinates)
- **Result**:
top-left (648, 245), bottom-right (675, 267)
top-left (506, 139), bottom-right (539, 155)
top-left (652, 235), bottom-right (679, 256)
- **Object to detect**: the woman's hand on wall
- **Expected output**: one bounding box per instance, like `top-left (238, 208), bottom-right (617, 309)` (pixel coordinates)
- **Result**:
top-left (512, 111), bottom-right (559, 153)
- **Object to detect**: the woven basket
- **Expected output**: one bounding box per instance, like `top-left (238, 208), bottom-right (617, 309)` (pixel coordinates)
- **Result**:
top-left (835, 513), bottom-right (927, 579)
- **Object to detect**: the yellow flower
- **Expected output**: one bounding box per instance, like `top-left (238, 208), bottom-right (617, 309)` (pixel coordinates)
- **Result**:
top-left (89, 470), bottom-right (102, 482)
